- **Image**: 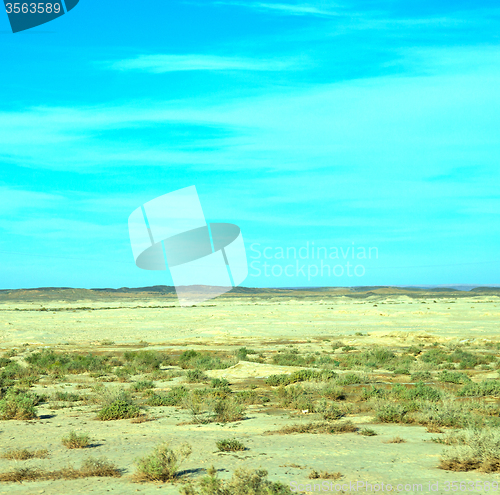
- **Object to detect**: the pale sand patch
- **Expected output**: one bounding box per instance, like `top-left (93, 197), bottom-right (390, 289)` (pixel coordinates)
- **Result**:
top-left (204, 361), bottom-right (305, 380)
top-left (1, 291), bottom-right (499, 346)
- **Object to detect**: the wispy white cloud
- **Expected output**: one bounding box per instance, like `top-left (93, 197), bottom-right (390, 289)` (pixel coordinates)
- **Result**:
top-left (1, 46), bottom-right (500, 175)
top-left (106, 54), bottom-right (299, 73)
top-left (214, 1), bottom-right (340, 17)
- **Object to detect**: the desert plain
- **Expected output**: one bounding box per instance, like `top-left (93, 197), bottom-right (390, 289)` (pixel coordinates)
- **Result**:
top-left (0, 286), bottom-right (500, 494)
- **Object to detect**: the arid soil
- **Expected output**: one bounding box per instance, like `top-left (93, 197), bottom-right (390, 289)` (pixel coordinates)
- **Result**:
top-left (0, 287), bottom-right (499, 494)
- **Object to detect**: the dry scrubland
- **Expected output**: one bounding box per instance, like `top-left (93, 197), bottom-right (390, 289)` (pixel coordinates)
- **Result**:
top-left (0, 286), bottom-right (500, 494)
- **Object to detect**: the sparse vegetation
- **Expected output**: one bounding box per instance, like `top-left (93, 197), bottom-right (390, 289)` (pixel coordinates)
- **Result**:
top-left (267, 420), bottom-right (358, 435)
top-left (216, 439), bottom-right (246, 452)
top-left (62, 430), bottom-right (91, 449)
top-left (375, 402), bottom-right (412, 424)
top-left (359, 427), bottom-right (377, 436)
top-left (308, 469), bottom-right (342, 479)
top-left (147, 386), bottom-right (189, 406)
top-left (53, 391), bottom-right (82, 402)
top-left (272, 350), bottom-right (315, 367)
top-left (1, 448), bottom-right (49, 460)
top-left (181, 466), bottom-right (293, 495)
top-left (213, 398), bottom-right (246, 423)
top-left (2, 298), bottom-right (500, 489)
top-left (0, 457), bottom-right (120, 481)
top-left (457, 380), bottom-right (500, 397)
top-left (211, 378), bottom-right (229, 388)
top-left (26, 350), bottom-right (114, 375)
top-left (178, 350), bottom-right (236, 370)
top-left (123, 350), bottom-right (169, 372)
top-left (97, 399), bottom-right (141, 420)
top-left (440, 428), bottom-right (500, 472)
top-left (386, 436), bottom-right (406, 443)
top-left (0, 388), bottom-right (38, 420)
top-left (131, 380), bottom-right (155, 392)
top-left (186, 369), bottom-right (208, 383)
top-left (134, 442), bottom-right (192, 482)
top-left (236, 347), bottom-right (258, 360)
top-left (438, 370), bottom-right (471, 384)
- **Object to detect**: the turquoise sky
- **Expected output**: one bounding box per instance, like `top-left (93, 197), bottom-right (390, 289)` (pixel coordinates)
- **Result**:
top-left (1, 0), bottom-right (499, 289)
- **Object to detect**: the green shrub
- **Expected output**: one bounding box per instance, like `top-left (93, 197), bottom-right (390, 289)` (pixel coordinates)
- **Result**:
top-left (178, 350), bottom-right (236, 370)
top-left (420, 348), bottom-right (491, 370)
top-left (213, 398), bottom-right (245, 423)
top-left (209, 386), bottom-right (232, 399)
top-left (411, 371), bottom-right (432, 382)
top-left (210, 378), bottom-right (229, 388)
top-left (440, 428), bottom-right (500, 472)
top-left (457, 380), bottom-right (500, 397)
top-left (391, 382), bottom-right (441, 402)
top-left (359, 427), bottom-right (377, 436)
top-left (342, 347), bottom-right (398, 369)
top-left (62, 430), bottom-right (91, 449)
top-left (234, 390), bottom-right (262, 405)
top-left (131, 380), bottom-right (155, 392)
top-left (375, 403), bottom-right (411, 423)
top-left (266, 370), bottom-right (337, 387)
top-left (336, 373), bottom-right (365, 385)
top-left (272, 352), bottom-right (315, 367)
top-left (123, 350), bottom-right (168, 372)
top-left (315, 355), bottom-right (337, 367)
top-left (413, 401), bottom-right (482, 429)
top-left (90, 385), bottom-right (133, 406)
top-left (186, 369), bottom-right (208, 383)
top-left (289, 369), bottom-right (337, 383)
top-left (341, 345), bottom-right (356, 352)
top-left (450, 349), bottom-right (490, 369)
top-left (147, 386), bottom-right (189, 406)
top-left (216, 439), bottom-right (246, 452)
top-left (97, 400), bottom-right (141, 420)
top-left (438, 371), bottom-right (471, 384)
top-left (26, 350), bottom-right (111, 375)
top-left (276, 385), bottom-right (314, 411)
top-left (266, 374), bottom-right (290, 386)
top-left (0, 362), bottom-right (40, 387)
top-left (181, 393), bottom-right (213, 424)
top-left (181, 467), bottom-right (293, 495)
top-left (270, 420), bottom-right (358, 435)
top-left (360, 386), bottom-right (387, 401)
top-left (53, 391), bottom-right (82, 402)
top-left (320, 383), bottom-right (346, 400)
top-left (179, 350), bottom-right (199, 365)
top-left (392, 368), bottom-right (411, 375)
top-left (135, 442), bottom-right (192, 482)
top-left (236, 347), bottom-right (257, 360)
top-left (407, 345), bottom-right (423, 355)
top-left (0, 388), bottom-right (38, 420)
top-left (316, 400), bottom-right (344, 420)
top-left (421, 348), bottom-right (448, 366)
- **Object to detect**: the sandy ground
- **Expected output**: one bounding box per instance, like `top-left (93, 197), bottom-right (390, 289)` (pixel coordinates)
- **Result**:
top-left (1, 291), bottom-right (499, 347)
top-left (0, 289), bottom-right (499, 494)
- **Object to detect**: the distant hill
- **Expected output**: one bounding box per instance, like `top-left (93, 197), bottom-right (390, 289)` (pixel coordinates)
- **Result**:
top-left (0, 285), bottom-right (499, 302)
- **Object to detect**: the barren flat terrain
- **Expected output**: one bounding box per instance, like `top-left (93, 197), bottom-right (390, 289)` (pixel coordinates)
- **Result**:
top-left (0, 287), bottom-right (499, 494)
